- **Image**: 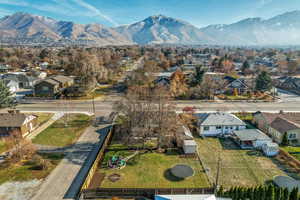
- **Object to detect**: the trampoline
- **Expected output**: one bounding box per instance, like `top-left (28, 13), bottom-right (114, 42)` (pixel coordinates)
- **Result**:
top-left (170, 164), bottom-right (194, 179)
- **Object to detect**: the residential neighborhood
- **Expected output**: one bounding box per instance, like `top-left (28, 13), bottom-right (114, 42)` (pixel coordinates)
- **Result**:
top-left (2, 2), bottom-right (300, 200)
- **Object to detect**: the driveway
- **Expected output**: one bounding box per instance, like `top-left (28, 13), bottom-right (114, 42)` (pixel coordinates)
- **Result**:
top-left (31, 124), bottom-right (111, 200)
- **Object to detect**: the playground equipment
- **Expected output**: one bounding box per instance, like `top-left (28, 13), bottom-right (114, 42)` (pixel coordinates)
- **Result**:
top-left (108, 155), bottom-right (126, 169)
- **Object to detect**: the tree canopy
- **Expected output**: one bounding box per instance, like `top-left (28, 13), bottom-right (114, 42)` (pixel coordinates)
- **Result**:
top-left (255, 71), bottom-right (272, 92)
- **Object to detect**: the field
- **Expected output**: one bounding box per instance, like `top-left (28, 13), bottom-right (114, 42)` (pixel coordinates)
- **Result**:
top-left (32, 114), bottom-right (91, 147)
top-left (99, 150), bottom-right (210, 188)
top-left (196, 138), bottom-right (287, 188)
top-left (0, 153), bottom-right (64, 184)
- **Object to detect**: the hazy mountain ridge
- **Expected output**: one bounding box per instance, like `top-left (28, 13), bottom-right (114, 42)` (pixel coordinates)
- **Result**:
top-left (0, 12), bottom-right (132, 45)
top-left (2, 11), bottom-right (300, 46)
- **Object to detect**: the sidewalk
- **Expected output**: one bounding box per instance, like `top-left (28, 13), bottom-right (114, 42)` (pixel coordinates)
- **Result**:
top-left (31, 125), bottom-right (111, 200)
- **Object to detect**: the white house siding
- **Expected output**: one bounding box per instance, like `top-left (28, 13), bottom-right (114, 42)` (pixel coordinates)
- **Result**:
top-left (199, 125), bottom-right (246, 136)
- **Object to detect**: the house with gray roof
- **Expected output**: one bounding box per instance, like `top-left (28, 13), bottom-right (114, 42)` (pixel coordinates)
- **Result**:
top-left (195, 112), bottom-right (246, 136)
top-left (269, 116), bottom-right (300, 145)
top-left (232, 129), bottom-right (272, 149)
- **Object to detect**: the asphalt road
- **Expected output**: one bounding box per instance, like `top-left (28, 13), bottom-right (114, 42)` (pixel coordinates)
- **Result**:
top-left (15, 97), bottom-right (300, 114)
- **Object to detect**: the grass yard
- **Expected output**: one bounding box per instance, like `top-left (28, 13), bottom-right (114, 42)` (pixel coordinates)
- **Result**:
top-left (99, 150), bottom-right (210, 188)
top-left (0, 153), bottom-right (64, 184)
top-left (281, 146), bottom-right (300, 161)
top-left (35, 113), bottom-right (54, 125)
top-left (0, 140), bottom-right (8, 154)
top-left (196, 138), bottom-right (286, 188)
top-left (32, 114), bottom-right (91, 147)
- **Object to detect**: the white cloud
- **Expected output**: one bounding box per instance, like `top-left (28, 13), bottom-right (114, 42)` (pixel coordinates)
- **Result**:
top-left (71, 0), bottom-right (119, 26)
top-left (0, 8), bottom-right (12, 16)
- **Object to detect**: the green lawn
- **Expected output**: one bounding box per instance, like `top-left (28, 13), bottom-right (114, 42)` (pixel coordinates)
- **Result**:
top-left (32, 114), bottom-right (91, 147)
top-left (0, 153), bottom-right (64, 184)
top-left (0, 140), bottom-right (8, 154)
top-left (281, 146), bottom-right (300, 161)
top-left (100, 150), bottom-right (210, 188)
top-left (196, 138), bottom-right (286, 188)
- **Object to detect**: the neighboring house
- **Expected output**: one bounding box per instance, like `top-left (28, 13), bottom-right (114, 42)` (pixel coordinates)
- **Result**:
top-left (34, 79), bottom-right (60, 97)
top-left (34, 75), bottom-right (74, 97)
top-left (1, 73), bottom-right (37, 89)
top-left (224, 77), bottom-right (250, 95)
top-left (232, 129), bottom-right (272, 149)
top-left (269, 117), bottom-right (300, 145)
top-left (195, 112), bottom-right (246, 136)
top-left (275, 76), bottom-right (300, 95)
top-left (253, 112), bottom-right (279, 133)
top-left (3, 79), bottom-right (19, 93)
top-left (253, 111), bottom-right (300, 145)
top-left (0, 110), bottom-right (38, 137)
top-left (50, 75), bottom-right (74, 88)
top-left (0, 64), bottom-right (10, 73)
top-left (154, 76), bottom-right (170, 87)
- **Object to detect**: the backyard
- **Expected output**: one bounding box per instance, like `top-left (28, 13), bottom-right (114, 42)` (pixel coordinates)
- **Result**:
top-left (32, 114), bottom-right (91, 147)
top-left (98, 149), bottom-right (210, 189)
top-left (0, 153), bottom-right (64, 184)
top-left (196, 137), bottom-right (287, 188)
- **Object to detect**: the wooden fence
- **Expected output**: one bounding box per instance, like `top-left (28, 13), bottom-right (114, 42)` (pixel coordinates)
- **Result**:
top-left (79, 125), bottom-right (114, 193)
top-left (80, 187), bottom-right (214, 199)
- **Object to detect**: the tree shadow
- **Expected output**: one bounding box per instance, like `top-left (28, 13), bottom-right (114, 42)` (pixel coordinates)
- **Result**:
top-left (163, 168), bottom-right (184, 182)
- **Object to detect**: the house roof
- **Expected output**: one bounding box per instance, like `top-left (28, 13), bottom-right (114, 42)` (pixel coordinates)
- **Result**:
top-left (0, 113), bottom-right (33, 127)
top-left (195, 112), bottom-right (246, 126)
top-left (50, 75), bottom-right (73, 84)
top-left (36, 78), bottom-right (60, 86)
top-left (254, 112), bottom-right (300, 125)
top-left (270, 117), bottom-right (300, 133)
top-left (233, 129), bottom-right (271, 141)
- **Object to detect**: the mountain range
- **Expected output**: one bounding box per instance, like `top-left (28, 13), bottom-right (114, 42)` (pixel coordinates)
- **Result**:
top-left (1, 11), bottom-right (300, 46)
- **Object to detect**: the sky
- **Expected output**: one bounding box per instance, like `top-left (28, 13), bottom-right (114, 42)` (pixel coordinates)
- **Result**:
top-left (0, 0), bottom-right (300, 28)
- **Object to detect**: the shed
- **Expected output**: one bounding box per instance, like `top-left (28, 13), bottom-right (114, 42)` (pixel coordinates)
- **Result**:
top-left (273, 176), bottom-right (300, 192)
top-left (262, 142), bottom-right (279, 157)
top-left (183, 140), bottom-right (197, 154)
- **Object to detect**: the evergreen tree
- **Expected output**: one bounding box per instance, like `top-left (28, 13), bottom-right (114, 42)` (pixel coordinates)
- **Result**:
top-left (217, 185), bottom-right (224, 197)
top-left (283, 188), bottom-right (290, 200)
top-left (0, 80), bottom-right (14, 108)
top-left (241, 60), bottom-right (250, 75)
top-left (267, 184), bottom-right (275, 200)
top-left (255, 71), bottom-right (273, 92)
top-left (290, 187), bottom-right (299, 200)
top-left (191, 66), bottom-right (205, 87)
top-left (282, 132), bottom-right (289, 146)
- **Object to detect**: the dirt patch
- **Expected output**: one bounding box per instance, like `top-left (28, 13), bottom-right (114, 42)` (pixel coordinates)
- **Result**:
top-left (89, 172), bottom-right (105, 189)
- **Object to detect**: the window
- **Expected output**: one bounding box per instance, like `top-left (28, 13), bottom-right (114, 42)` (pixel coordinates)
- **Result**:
top-left (42, 86), bottom-right (49, 91)
top-left (204, 126), bottom-right (210, 131)
top-left (289, 133), bottom-right (297, 139)
top-left (230, 126), bottom-right (233, 129)
top-left (225, 126), bottom-right (229, 129)
top-left (216, 126), bottom-right (222, 130)
top-left (236, 126), bottom-right (239, 130)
